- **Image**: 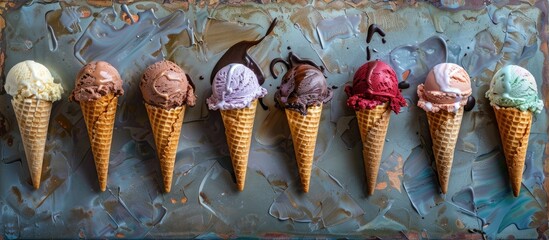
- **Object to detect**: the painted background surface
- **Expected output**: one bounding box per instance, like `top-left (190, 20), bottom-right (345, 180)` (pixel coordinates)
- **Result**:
top-left (0, 0), bottom-right (547, 238)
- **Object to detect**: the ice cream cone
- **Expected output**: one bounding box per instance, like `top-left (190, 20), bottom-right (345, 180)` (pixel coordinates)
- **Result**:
top-left (285, 104), bottom-right (322, 193)
top-left (426, 108), bottom-right (464, 194)
top-left (80, 93), bottom-right (118, 191)
top-left (356, 102), bottom-right (391, 195)
top-left (145, 103), bottom-right (185, 193)
top-left (12, 97), bottom-right (52, 189)
top-left (493, 106), bottom-right (532, 197)
top-left (220, 100), bottom-right (258, 191)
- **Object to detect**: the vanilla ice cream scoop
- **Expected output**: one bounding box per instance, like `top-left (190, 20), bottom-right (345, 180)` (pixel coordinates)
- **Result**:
top-left (4, 60), bottom-right (63, 101)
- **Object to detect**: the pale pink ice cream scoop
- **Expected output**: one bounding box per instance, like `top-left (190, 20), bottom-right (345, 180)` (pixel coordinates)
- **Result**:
top-left (417, 63), bottom-right (472, 113)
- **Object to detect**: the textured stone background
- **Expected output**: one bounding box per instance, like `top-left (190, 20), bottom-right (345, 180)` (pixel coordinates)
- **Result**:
top-left (0, 1), bottom-right (547, 238)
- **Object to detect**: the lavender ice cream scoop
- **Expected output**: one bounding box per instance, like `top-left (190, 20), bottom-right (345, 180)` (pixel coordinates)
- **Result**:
top-left (207, 63), bottom-right (267, 110)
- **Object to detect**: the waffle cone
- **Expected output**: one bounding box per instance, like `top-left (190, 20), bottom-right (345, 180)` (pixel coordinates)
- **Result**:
top-left (493, 106), bottom-right (532, 197)
top-left (12, 97), bottom-right (52, 189)
top-left (285, 104), bottom-right (322, 193)
top-left (80, 94), bottom-right (118, 191)
top-left (145, 103), bottom-right (185, 193)
top-left (426, 108), bottom-right (464, 194)
top-left (356, 103), bottom-right (391, 195)
top-left (220, 100), bottom-right (258, 191)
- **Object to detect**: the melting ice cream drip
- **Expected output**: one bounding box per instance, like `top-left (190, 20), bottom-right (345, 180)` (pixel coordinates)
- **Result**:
top-left (210, 18), bottom-right (278, 86)
top-left (432, 63), bottom-right (463, 95)
top-left (25, 61), bottom-right (49, 85)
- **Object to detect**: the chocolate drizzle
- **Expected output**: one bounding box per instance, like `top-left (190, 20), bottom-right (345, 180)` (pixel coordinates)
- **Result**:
top-left (365, 24), bottom-right (386, 61)
top-left (464, 95), bottom-right (476, 111)
top-left (210, 18), bottom-right (278, 85)
top-left (269, 52), bottom-right (323, 79)
top-left (366, 24), bottom-right (385, 43)
top-left (121, 4), bottom-right (135, 24)
top-left (398, 81), bottom-right (410, 89)
top-left (186, 73), bottom-right (195, 92)
top-left (364, 24), bottom-right (409, 90)
top-left (258, 98), bottom-right (269, 110)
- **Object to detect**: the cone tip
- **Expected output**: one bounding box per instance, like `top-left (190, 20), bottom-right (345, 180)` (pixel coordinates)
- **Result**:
top-left (31, 176), bottom-right (41, 189)
top-left (440, 185), bottom-right (448, 194)
top-left (438, 175), bottom-right (448, 194)
top-left (302, 184), bottom-right (309, 193)
top-left (366, 178), bottom-right (376, 196)
top-left (510, 179), bottom-right (522, 197)
top-left (512, 187), bottom-right (520, 197)
top-left (164, 185), bottom-right (171, 193)
top-left (237, 184), bottom-right (245, 192)
top-left (99, 182), bottom-right (107, 192)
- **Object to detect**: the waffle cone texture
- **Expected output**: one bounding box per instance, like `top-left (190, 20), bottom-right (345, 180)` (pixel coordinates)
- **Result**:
top-left (356, 102), bottom-right (391, 195)
top-left (12, 97), bottom-right (52, 189)
top-left (426, 108), bottom-right (464, 194)
top-left (80, 94), bottom-right (118, 191)
top-left (145, 103), bottom-right (185, 193)
top-left (220, 100), bottom-right (258, 191)
top-left (493, 106), bottom-right (532, 197)
top-left (285, 104), bottom-right (322, 193)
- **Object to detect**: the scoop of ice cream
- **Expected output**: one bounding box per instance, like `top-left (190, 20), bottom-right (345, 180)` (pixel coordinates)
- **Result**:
top-left (485, 65), bottom-right (543, 113)
top-left (70, 61), bottom-right (124, 102)
top-left (274, 64), bottom-right (333, 115)
top-left (4, 60), bottom-right (63, 101)
top-left (140, 60), bottom-right (196, 109)
top-left (345, 60), bottom-right (407, 113)
top-left (207, 63), bottom-right (267, 110)
top-left (417, 63), bottom-right (472, 113)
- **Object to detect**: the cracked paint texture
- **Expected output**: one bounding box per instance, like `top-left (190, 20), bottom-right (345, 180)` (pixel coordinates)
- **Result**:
top-left (0, 0), bottom-right (548, 238)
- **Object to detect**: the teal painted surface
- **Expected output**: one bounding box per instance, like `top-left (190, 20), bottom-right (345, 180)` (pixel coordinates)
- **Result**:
top-left (0, 1), bottom-right (547, 238)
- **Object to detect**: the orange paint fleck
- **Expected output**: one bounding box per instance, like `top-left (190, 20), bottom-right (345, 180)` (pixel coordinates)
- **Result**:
top-left (401, 69), bottom-right (411, 81)
top-left (55, 114), bottom-right (73, 132)
top-left (121, 12), bottom-right (139, 24)
top-left (115, 232), bottom-right (125, 238)
top-left (375, 181), bottom-right (388, 190)
top-left (78, 230), bottom-right (85, 238)
top-left (78, 7), bottom-right (92, 18)
top-left (404, 231), bottom-right (421, 239)
top-left (86, 0), bottom-right (112, 7)
top-left (170, 198), bottom-right (177, 204)
top-left (455, 219), bottom-right (465, 229)
top-left (386, 154), bottom-right (403, 192)
top-left (262, 233), bottom-right (290, 238)
top-left (180, 197), bottom-right (187, 204)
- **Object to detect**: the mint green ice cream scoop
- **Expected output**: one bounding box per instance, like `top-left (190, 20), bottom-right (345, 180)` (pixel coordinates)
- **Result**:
top-left (485, 65), bottom-right (544, 113)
